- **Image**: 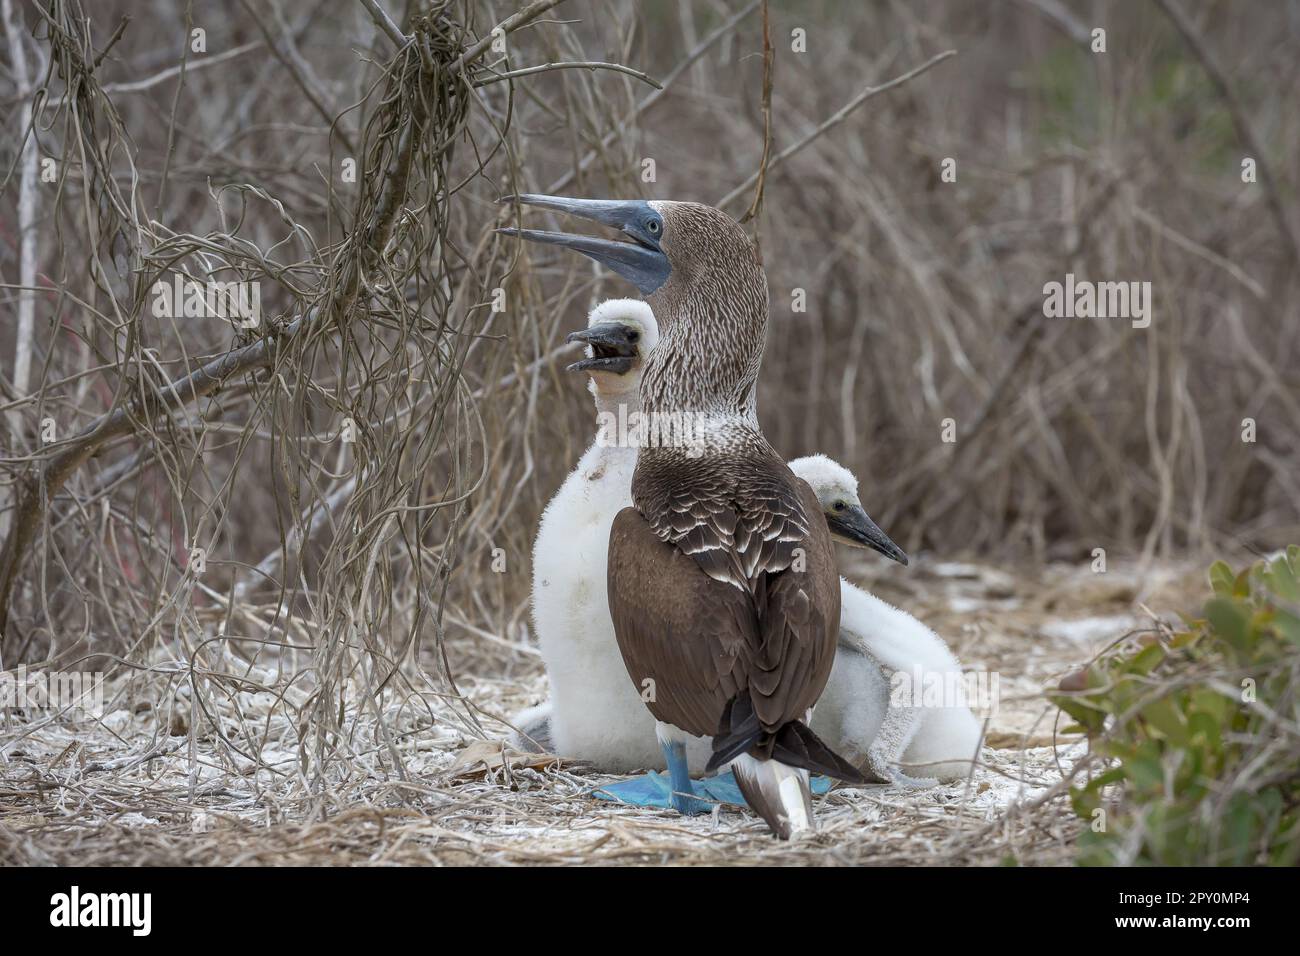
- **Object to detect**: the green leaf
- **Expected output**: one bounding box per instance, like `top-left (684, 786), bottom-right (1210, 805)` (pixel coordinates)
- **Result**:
top-left (1142, 696), bottom-right (1187, 744)
top-left (1232, 567), bottom-right (1253, 598)
top-left (1263, 557), bottom-right (1300, 602)
top-left (1273, 609), bottom-right (1300, 647)
top-left (1054, 695), bottom-right (1107, 734)
top-left (1205, 597), bottom-right (1250, 650)
top-left (1209, 559), bottom-right (1235, 597)
top-left (1128, 643), bottom-right (1166, 676)
top-left (1127, 752), bottom-right (1165, 791)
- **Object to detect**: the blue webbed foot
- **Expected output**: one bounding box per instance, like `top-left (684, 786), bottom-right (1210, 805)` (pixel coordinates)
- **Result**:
top-left (662, 740), bottom-right (711, 815)
top-left (591, 742), bottom-right (715, 815)
top-left (696, 770), bottom-right (833, 806)
top-left (592, 771), bottom-right (711, 813)
top-left (592, 772), bottom-right (674, 807)
top-left (695, 770), bottom-right (745, 805)
top-left (592, 770), bottom-right (712, 814)
top-left (667, 788), bottom-right (712, 815)
top-left (591, 751), bottom-right (835, 813)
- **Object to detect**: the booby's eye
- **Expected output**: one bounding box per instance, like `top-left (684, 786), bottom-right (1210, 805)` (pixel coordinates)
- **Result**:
top-left (646, 218), bottom-right (662, 236)
top-left (833, 501), bottom-right (846, 512)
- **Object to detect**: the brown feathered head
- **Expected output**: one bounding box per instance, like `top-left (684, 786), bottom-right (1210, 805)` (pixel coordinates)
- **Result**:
top-left (498, 194), bottom-right (769, 412)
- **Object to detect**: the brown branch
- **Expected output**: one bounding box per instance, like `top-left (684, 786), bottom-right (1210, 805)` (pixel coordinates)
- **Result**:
top-left (473, 59), bottom-right (661, 89)
top-left (245, 0), bottom-right (358, 156)
top-left (449, 0), bottom-right (564, 75)
top-left (24, 41), bottom-right (265, 108)
top-left (739, 0), bottom-right (773, 226)
top-left (0, 313), bottom-right (309, 637)
top-left (357, 0), bottom-right (408, 48)
top-left (886, 178), bottom-right (1123, 526)
top-left (0, 1), bottom-right (569, 636)
top-left (543, 0), bottom-right (762, 195)
top-left (717, 49), bottom-right (957, 209)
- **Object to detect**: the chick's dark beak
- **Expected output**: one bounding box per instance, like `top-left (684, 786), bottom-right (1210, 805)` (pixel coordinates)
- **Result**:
top-left (566, 322), bottom-right (640, 375)
top-left (827, 505), bottom-right (909, 565)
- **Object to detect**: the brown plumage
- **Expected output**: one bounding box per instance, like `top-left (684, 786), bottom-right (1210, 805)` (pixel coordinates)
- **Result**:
top-left (609, 455), bottom-right (840, 746)
top-left (608, 202), bottom-right (867, 834)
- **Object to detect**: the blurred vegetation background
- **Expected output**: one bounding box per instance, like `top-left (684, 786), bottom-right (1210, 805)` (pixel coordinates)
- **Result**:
top-left (1, 0), bottom-right (1297, 670)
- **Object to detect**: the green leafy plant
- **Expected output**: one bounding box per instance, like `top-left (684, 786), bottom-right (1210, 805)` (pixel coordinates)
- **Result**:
top-left (1053, 548), bottom-right (1300, 865)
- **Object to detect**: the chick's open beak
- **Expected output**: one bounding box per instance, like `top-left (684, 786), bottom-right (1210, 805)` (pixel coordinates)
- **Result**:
top-left (566, 322), bottom-right (639, 375)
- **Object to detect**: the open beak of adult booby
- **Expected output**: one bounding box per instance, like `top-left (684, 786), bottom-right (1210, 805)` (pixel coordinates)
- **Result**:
top-left (497, 194), bottom-right (671, 295)
top-left (566, 323), bottom-right (640, 375)
top-left (827, 505), bottom-right (909, 565)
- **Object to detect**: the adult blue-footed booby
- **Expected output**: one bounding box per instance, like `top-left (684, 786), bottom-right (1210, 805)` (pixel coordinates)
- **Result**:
top-left (502, 195), bottom-right (867, 838)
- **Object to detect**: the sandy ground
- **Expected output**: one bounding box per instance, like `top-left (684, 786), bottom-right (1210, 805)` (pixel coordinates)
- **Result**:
top-left (0, 556), bottom-right (1208, 866)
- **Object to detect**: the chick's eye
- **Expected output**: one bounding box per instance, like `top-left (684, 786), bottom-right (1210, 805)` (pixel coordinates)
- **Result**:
top-left (833, 501), bottom-right (846, 512)
top-left (627, 331), bottom-right (640, 342)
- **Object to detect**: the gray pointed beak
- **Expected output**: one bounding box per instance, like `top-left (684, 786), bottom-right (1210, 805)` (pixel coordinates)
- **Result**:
top-left (497, 194), bottom-right (670, 295)
top-left (565, 322), bottom-right (639, 375)
top-left (827, 505), bottom-right (908, 565)
top-left (501, 194), bottom-right (640, 228)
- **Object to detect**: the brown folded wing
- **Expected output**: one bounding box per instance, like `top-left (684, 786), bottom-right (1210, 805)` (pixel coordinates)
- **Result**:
top-left (607, 471), bottom-right (841, 739)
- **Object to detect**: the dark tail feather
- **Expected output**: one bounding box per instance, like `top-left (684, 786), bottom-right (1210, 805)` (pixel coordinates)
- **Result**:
top-left (706, 695), bottom-right (764, 772)
top-left (770, 719), bottom-right (872, 784)
top-left (707, 694), bottom-right (873, 785)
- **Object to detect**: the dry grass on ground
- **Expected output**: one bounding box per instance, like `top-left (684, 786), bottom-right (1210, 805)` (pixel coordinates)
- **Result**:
top-left (0, 556), bottom-right (1208, 866)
